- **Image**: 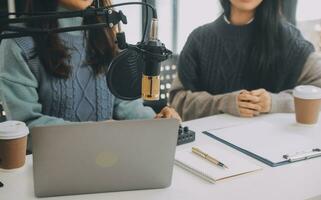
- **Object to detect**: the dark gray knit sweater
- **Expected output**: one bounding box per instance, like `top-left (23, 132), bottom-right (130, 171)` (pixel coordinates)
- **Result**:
top-left (178, 15), bottom-right (314, 95)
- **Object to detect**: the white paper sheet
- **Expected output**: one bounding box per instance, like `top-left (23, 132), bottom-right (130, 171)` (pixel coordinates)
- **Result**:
top-left (207, 121), bottom-right (321, 164)
top-left (175, 144), bottom-right (261, 182)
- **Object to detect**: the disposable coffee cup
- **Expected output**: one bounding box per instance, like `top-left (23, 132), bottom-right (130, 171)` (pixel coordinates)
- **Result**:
top-left (0, 121), bottom-right (29, 170)
top-left (293, 85), bottom-right (321, 125)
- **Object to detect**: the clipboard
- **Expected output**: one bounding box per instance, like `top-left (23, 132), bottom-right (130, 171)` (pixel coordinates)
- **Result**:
top-left (203, 121), bottom-right (321, 167)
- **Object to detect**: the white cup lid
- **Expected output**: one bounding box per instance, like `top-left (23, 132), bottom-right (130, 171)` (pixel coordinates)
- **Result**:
top-left (0, 121), bottom-right (29, 140)
top-left (293, 85), bottom-right (321, 100)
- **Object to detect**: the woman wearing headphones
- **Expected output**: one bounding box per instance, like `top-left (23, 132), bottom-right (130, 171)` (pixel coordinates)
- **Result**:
top-left (170, 0), bottom-right (321, 121)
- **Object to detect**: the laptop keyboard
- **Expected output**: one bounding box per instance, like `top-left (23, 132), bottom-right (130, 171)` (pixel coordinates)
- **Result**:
top-left (177, 125), bottom-right (195, 145)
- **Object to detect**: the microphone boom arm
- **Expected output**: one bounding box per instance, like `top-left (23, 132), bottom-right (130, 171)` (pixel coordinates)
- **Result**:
top-left (0, 7), bottom-right (127, 40)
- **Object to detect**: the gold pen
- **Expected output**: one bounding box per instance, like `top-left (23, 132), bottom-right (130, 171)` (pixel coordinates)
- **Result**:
top-left (192, 147), bottom-right (228, 169)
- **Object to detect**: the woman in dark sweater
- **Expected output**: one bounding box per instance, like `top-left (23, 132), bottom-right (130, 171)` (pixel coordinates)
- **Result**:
top-left (170, 0), bottom-right (321, 121)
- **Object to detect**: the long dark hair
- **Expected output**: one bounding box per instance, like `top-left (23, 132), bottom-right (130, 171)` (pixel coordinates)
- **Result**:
top-left (220, 0), bottom-right (297, 92)
top-left (25, 0), bottom-right (117, 78)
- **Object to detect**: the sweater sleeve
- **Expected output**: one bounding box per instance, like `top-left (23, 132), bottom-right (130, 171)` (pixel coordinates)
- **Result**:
top-left (270, 52), bottom-right (321, 113)
top-left (169, 76), bottom-right (241, 121)
top-left (0, 39), bottom-right (68, 128)
top-left (113, 98), bottom-right (156, 120)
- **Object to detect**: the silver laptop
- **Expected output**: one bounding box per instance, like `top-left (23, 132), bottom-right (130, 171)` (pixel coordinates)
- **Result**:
top-left (31, 119), bottom-right (179, 197)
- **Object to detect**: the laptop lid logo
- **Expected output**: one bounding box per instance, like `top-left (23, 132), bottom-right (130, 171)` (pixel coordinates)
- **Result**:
top-left (95, 152), bottom-right (118, 168)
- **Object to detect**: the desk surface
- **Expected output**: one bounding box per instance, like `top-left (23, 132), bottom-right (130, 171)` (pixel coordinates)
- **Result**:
top-left (1, 114), bottom-right (321, 200)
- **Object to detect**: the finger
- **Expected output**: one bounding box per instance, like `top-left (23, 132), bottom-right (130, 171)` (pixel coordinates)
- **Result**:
top-left (239, 93), bottom-right (260, 103)
top-left (240, 90), bottom-right (250, 94)
top-left (154, 113), bottom-right (164, 119)
top-left (239, 110), bottom-right (254, 118)
top-left (161, 107), bottom-right (172, 117)
top-left (251, 89), bottom-right (266, 96)
top-left (157, 106), bottom-right (181, 120)
top-left (239, 108), bottom-right (253, 116)
top-left (255, 92), bottom-right (271, 112)
top-left (162, 108), bottom-right (182, 122)
top-left (157, 107), bottom-right (174, 119)
top-left (259, 101), bottom-right (271, 113)
top-left (253, 111), bottom-right (260, 116)
top-left (238, 102), bottom-right (262, 111)
top-left (239, 108), bottom-right (259, 117)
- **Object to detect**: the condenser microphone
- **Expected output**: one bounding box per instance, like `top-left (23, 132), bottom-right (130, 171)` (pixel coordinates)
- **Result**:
top-left (141, 18), bottom-right (161, 101)
top-left (106, 14), bottom-right (172, 101)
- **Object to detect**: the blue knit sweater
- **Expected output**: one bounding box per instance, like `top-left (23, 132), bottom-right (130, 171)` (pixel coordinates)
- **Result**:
top-left (0, 17), bottom-right (155, 128)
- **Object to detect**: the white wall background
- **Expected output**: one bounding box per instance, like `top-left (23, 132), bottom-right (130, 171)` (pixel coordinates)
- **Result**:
top-left (157, 0), bottom-right (173, 52)
top-left (297, 0), bottom-right (321, 51)
top-left (177, 0), bottom-right (221, 52)
top-left (113, 0), bottom-right (142, 44)
top-left (297, 0), bottom-right (321, 21)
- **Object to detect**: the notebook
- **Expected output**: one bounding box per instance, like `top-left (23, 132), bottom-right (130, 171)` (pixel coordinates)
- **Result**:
top-left (175, 145), bottom-right (262, 183)
top-left (203, 120), bottom-right (321, 167)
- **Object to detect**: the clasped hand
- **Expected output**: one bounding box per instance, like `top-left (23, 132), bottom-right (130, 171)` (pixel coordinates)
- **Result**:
top-left (155, 106), bottom-right (182, 122)
top-left (237, 89), bottom-right (271, 118)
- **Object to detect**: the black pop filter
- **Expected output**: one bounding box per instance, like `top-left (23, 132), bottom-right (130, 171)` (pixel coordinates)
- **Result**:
top-left (107, 49), bottom-right (144, 100)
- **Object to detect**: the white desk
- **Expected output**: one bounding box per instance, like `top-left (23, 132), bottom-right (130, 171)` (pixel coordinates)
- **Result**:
top-left (1, 114), bottom-right (321, 200)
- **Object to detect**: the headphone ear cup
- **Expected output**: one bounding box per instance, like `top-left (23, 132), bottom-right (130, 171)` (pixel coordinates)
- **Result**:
top-left (107, 49), bottom-right (145, 100)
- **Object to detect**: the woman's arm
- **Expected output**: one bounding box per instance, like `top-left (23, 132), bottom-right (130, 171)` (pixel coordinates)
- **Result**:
top-left (169, 77), bottom-right (241, 121)
top-left (270, 52), bottom-right (321, 113)
top-left (0, 39), bottom-right (68, 128)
